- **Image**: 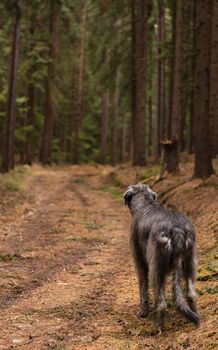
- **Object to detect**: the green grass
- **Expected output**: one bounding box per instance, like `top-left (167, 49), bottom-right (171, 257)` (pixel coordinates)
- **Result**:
top-left (200, 182), bottom-right (218, 190)
top-left (197, 286), bottom-right (218, 296)
top-left (101, 186), bottom-right (122, 200)
top-left (137, 165), bottom-right (161, 181)
top-left (0, 253), bottom-right (23, 262)
top-left (106, 171), bottom-right (125, 188)
top-left (47, 344), bottom-right (67, 350)
top-left (0, 165), bottom-right (30, 192)
top-left (198, 252), bottom-right (218, 279)
top-left (49, 226), bottom-right (65, 234)
top-left (73, 177), bottom-right (85, 184)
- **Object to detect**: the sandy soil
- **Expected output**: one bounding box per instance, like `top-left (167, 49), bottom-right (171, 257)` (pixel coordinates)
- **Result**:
top-left (0, 163), bottom-right (217, 350)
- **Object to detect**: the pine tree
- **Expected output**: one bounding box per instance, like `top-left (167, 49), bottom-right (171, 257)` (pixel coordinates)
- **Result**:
top-left (131, 0), bottom-right (147, 166)
top-left (1, 0), bottom-right (21, 172)
top-left (72, 0), bottom-right (88, 164)
top-left (193, 0), bottom-right (215, 178)
top-left (210, 0), bottom-right (218, 157)
top-left (40, 0), bottom-right (60, 165)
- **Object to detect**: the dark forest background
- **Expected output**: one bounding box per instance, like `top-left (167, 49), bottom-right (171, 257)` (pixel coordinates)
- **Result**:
top-left (0, 0), bottom-right (217, 178)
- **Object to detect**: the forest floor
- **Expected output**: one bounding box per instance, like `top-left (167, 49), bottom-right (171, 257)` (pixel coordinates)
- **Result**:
top-left (0, 158), bottom-right (217, 350)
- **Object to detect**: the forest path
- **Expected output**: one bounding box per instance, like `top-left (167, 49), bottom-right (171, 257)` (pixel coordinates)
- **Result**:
top-left (0, 165), bottom-right (217, 350)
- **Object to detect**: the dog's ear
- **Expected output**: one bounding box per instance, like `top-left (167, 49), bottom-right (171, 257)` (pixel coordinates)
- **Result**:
top-left (147, 185), bottom-right (157, 201)
top-left (151, 190), bottom-right (157, 200)
top-left (147, 186), bottom-right (157, 201)
top-left (124, 187), bottom-right (134, 205)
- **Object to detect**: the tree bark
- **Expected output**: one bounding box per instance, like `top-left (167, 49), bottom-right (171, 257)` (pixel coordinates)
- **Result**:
top-left (188, 0), bottom-right (196, 154)
top-left (112, 66), bottom-right (120, 165)
top-left (25, 6), bottom-right (37, 165)
top-left (131, 0), bottom-right (147, 166)
top-left (40, 0), bottom-right (60, 165)
top-left (165, 0), bottom-right (183, 173)
top-left (210, 0), bottom-right (218, 157)
top-left (162, 140), bottom-right (179, 173)
top-left (121, 112), bottom-right (127, 162)
top-left (148, 91), bottom-right (152, 157)
top-left (1, 0), bottom-right (21, 172)
top-left (193, 0), bottom-right (215, 178)
top-left (72, 0), bottom-right (88, 164)
top-left (99, 91), bottom-right (109, 164)
top-left (157, 2), bottom-right (165, 156)
top-left (167, 2), bottom-right (176, 140)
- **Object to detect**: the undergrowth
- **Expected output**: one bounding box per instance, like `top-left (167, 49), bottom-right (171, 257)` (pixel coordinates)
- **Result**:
top-left (101, 186), bottom-right (122, 200)
top-left (105, 165), bottom-right (161, 190)
top-left (0, 253), bottom-right (23, 262)
top-left (136, 165), bottom-right (161, 182)
top-left (0, 165), bottom-right (30, 192)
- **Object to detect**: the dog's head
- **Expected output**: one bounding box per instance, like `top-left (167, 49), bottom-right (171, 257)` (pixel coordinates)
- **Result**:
top-left (124, 184), bottom-right (157, 207)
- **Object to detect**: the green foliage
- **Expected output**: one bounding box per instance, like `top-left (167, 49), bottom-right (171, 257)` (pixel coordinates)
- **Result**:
top-left (0, 165), bottom-right (29, 192)
top-left (15, 126), bottom-right (34, 142)
top-left (0, 0), bottom-right (203, 166)
top-left (51, 139), bottom-right (65, 163)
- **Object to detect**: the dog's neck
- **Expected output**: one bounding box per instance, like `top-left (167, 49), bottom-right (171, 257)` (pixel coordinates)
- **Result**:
top-left (129, 193), bottom-right (155, 215)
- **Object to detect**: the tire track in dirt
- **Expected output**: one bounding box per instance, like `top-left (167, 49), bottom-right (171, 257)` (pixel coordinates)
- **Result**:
top-left (1, 165), bottom-right (211, 350)
top-left (0, 170), bottom-right (93, 311)
top-left (0, 166), bottom-right (138, 349)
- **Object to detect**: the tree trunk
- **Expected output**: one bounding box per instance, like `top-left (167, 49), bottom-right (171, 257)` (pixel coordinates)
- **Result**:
top-left (25, 7), bottom-right (37, 165)
top-left (157, 2), bottom-right (165, 156)
top-left (193, 0), bottom-right (215, 178)
top-left (25, 84), bottom-right (36, 165)
top-left (121, 112), bottom-right (127, 162)
top-left (99, 91), bottom-right (109, 164)
top-left (112, 66), bottom-right (120, 165)
top-left (210, 0), bottom-right (218, 157)
top-left (131, 0), bottom-right (147, 166)
top-left (72, 0), bottom-right (88, 164)
top-left (165, 0), bottom-right (183, 173)
top-left (162, 140), bottom-right (179, 173)
top-left (1, 0), bottom-right (21, 173)
top-left (167, 3), bottom-right (176, 140)
top-left (148, 92), bottom-right (152, 157)
top-left (40, 0), bottom-right (60, 165)
top-left (188, 0), bottom-right (196, 154)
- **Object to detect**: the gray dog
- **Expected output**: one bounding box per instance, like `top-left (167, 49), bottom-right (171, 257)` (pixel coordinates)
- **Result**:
top-left (124, 184), bottom-right (200, 328)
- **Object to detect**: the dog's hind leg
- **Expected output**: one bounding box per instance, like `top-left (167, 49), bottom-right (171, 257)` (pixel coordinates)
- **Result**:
top-left (136, 262), bottom-right (149, 318)
top-left (154, 271), bottom-right (167, 329)
top-left (150, 250), bottom-right (168, 329)
top-left (183, 250), bottom-right (198, 313)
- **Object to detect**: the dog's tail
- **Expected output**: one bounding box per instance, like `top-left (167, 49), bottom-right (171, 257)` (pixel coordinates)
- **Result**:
top-left (172, 259), bottom-right (200, 325)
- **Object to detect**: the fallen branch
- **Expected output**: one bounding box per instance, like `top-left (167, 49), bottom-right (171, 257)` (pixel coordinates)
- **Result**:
top-left (197, 272), bottom-right (218, 282)
top-left (157, 178), bottom-right (191, 200)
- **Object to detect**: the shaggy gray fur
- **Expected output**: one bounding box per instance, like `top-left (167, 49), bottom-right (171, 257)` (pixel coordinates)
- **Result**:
top-left (124, 184), bottom-right (200, 328)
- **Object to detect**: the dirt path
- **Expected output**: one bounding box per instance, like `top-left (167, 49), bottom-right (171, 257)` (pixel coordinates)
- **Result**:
top-left (0, 165), bottom-right (217, 350)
